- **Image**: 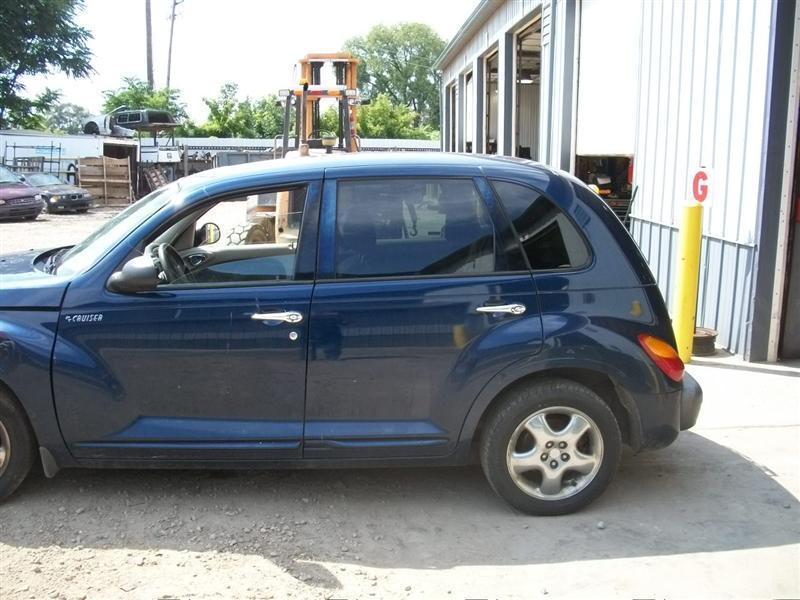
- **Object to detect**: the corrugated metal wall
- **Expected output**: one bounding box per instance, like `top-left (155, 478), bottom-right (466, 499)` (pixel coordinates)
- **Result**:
top-left (540, 0), bottom-right (575, 169)
top-left (441, 0), bottom-right (544, 158)
top-left (440, 0), bottom-right (579, 171)
top-left (440, 0), bottom-right (543, 86)
top-left (630, 0), bottom-right (774, 355)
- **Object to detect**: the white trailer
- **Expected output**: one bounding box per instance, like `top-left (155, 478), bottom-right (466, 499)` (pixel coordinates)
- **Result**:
top-left (0, 129), bottom-right (138, 185)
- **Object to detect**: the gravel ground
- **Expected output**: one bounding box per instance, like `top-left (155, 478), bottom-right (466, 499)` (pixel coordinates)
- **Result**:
top-left (0, 207), bottom-right (120, 255)
top-left (0, 211), bottom-right (798, 599)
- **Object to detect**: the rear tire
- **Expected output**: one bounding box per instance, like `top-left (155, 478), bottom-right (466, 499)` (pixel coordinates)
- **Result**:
top-left (0, 389), bottom-right (36, 501)
top-left (480, 379), bottom-right (621, 515)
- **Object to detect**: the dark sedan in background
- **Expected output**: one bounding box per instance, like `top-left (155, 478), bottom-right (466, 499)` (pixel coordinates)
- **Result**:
top-left (0, 165), bottom-right (44, 221)
top-left (24, 173), bottom-right (92, 213)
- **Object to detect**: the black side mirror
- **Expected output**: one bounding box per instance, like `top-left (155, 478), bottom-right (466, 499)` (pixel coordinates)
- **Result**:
top-left (107, 255), bottom-right (160, 293)
top-left (195, 222), bottom-right (221, 246)
top-left (17, 175), bottom-right (26, 183)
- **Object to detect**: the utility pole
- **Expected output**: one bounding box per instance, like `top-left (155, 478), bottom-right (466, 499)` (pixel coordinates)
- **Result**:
top-left (166, 0), bottom-right (183, 89)
top-left (145, 0), bottom-right (154, 89)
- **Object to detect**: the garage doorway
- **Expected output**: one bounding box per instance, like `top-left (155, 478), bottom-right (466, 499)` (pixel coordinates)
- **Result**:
top-left (464, 71), bottom-right (474, 153)
top-left (448, 83), bottom-right (456, 152)
top-left (515, 19), bottom-right (541, 160)
top-left (485, 52), bottom-right (499, 154)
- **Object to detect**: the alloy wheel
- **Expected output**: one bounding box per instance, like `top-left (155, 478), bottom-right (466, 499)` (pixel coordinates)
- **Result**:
top-left (506, 406), bottom-right (604, 500)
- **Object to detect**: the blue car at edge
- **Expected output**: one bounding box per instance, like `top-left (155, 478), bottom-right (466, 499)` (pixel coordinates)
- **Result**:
top-left (0, 153), bottom-right (701, 515)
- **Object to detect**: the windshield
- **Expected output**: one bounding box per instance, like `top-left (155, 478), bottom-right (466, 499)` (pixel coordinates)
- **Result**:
top-left (55, 184), bottom-right (176, 276)
top-left (26, 173), bottom-right (63, 186)
top-left (0, 165), bottom-right (21, 184)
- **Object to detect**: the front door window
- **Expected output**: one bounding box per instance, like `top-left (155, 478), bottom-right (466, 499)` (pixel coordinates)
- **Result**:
top-left (149, 185), bottom-right (309, 286)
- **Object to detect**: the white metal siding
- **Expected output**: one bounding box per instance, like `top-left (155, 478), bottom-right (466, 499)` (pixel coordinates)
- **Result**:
top-left (630, 0), bottom-right (774, 355)
top-left (440, 0), bottom-right (543, 86)
top-left (440, 0), bottom-right (579, 171)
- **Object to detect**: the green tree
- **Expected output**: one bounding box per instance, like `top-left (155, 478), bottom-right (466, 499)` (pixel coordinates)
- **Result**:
top-left (344, 23), bottom-right (445, 128)
top-left (319, 106), bottom-right (340, 136)
top-left (0, 0), bottom-right (93, 128)
top-left (251, 95), bottom-right (284, 139)
top-left (190, 83), bottom-right (284, 139)
top-left (357, 93), bottom-right (435, 139)
top-left (102, 77), bottom-right (188, 121)
top-left (45, 102), bottom-right (91, 134)
top-left (5, 89), bottom-right (61, 130)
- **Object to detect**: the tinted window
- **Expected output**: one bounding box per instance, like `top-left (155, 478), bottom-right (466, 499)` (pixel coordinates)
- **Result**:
top-left (335, 178), bottom-right (496, 278)
top-left (492, 180), bottom-right (590, 270)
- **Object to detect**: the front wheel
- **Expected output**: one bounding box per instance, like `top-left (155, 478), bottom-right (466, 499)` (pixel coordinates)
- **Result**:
top-left (480, 379), bottom-right (621, 515)
top-left (0, 389), bottom-right (36, 501)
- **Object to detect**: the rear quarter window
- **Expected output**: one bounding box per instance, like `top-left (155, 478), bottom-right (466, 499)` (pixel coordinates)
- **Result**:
top-left (491, 180), bottom-right (591, 270)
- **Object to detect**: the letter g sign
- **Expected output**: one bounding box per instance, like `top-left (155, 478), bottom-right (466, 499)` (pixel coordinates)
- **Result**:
top-left (692, 170), bottom-right (709, 203)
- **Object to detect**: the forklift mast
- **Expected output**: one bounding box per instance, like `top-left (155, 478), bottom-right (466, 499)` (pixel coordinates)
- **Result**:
top-left (278, 52), bottom-right (360, 156)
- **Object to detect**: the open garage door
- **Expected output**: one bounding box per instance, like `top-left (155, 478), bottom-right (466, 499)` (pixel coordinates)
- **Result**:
top-left (515, 20), bottom-right (541, 160)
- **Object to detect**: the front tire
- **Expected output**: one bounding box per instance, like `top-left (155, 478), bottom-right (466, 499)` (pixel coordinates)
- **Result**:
top-left (0, 389), bottom-right (36, 501)
top-left (480, 379), bottom-right (622, 515)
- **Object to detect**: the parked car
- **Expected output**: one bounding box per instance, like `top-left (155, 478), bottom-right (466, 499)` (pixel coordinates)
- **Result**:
top-left (0, 153), bottom-right (701, 514)
top-left (83, 107), bottom-right (177, 137)
top-left (0, 165), bottom-right (44, 221)
top-left (23, 172), bottom-right (92, 213)
top-left (82, 106), bottom-right (135, 137)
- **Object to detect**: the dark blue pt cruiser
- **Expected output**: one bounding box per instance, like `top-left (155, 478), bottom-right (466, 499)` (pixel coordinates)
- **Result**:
top-left (0, 153), bottom-right (701, 515)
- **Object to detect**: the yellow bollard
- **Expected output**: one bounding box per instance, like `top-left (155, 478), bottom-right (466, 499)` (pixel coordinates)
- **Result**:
top-left (672, 204), bottom-right (704, 363)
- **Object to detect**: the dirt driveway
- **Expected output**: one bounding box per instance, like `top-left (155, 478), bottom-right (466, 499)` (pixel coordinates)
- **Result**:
top-left (0, 210), bottom-right (798, 599)
top-left (0, 208), bottom-right (120, 255)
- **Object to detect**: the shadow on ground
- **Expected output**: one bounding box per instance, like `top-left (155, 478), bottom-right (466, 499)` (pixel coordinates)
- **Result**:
top-left (1, 431), bottom-right (798, 590)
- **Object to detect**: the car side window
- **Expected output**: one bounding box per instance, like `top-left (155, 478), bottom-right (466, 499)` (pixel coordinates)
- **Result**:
top-left (334, 178), bottom-right (497, 279)
top-left (491, 180), bottom-right (590, 270)
top-left (165, 185), bottom-right (308, 285)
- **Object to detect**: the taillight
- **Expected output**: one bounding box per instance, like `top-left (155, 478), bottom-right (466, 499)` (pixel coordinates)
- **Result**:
top-left (637, 334), bottom-right (685, 382)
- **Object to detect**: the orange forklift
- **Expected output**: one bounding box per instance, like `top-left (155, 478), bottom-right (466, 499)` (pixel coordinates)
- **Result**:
top-left (276, 52), bottom-right (361, 157)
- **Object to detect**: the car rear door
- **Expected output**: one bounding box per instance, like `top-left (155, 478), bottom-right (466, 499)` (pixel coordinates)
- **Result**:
top-left (303, 172), bottom-right (544, 459)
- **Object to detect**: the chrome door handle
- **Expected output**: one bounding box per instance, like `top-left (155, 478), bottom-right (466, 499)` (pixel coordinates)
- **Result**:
top-left (476, 303), bottom-right (526, 315)
top-left (251, 311), bottom-right (304, 324)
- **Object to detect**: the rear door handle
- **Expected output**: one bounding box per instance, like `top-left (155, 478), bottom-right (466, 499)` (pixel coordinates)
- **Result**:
top-left (251, 311), bottom-right (304, 324)
top-left (476, 303), bottom-right (526, 315)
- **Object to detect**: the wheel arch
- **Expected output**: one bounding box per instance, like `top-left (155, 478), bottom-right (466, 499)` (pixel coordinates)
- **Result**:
top-left (460, 364), bottom-right (643, 458)
top-left (0, 379), bottom-right (35, 437)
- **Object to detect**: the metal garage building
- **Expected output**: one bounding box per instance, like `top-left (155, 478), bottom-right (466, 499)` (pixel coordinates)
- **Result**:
top-left (435, 0), bottom-right (799, 362)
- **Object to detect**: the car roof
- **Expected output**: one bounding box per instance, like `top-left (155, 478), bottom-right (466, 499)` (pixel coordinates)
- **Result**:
top-left (180, 152), bottom-right (563, 198)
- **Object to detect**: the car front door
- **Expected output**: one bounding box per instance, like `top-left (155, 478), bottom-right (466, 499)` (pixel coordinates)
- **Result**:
top-left (304, 174), bottom-right (544, 459)
top-left (52, 181), bottom-right (320, 461)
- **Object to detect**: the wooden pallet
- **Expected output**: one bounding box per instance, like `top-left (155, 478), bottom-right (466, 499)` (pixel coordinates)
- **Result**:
top-left (78, 156), bottom-right (133, 205)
